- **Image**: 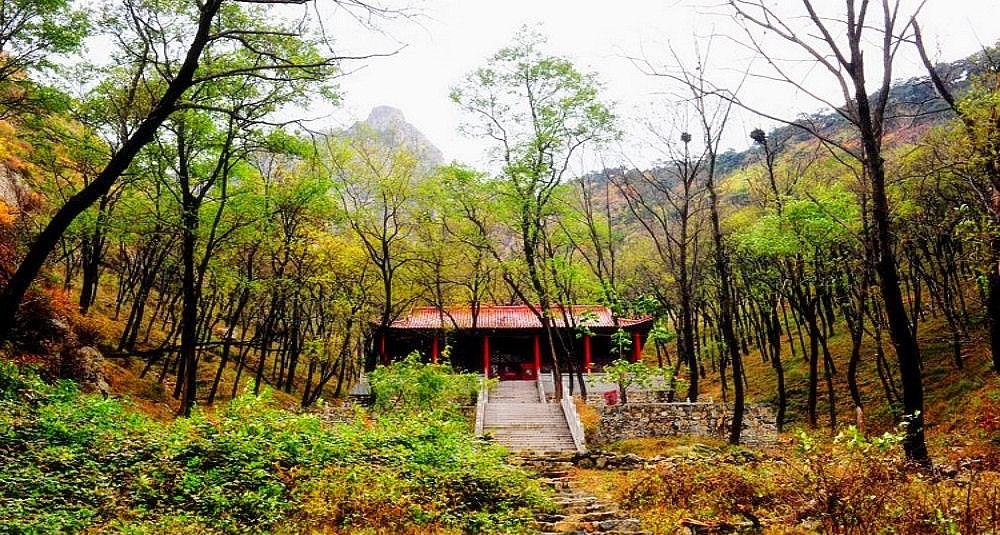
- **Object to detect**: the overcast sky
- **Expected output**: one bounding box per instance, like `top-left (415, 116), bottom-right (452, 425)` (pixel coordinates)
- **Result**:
top-left (318, 0), bottom-right (1000, 171)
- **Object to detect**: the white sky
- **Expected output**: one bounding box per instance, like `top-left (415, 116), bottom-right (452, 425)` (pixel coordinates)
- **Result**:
top-left (316, 0), bottom-right (1000, 171)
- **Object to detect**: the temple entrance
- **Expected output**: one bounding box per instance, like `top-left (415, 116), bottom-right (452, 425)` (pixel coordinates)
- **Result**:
top-left (489, 334), bottom-right (537, 380)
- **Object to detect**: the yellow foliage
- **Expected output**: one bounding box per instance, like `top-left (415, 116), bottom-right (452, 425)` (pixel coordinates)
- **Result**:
top-left (0, 120), bottom-right (38, 177)
top-left (0, 201), bottom-right (15, 225)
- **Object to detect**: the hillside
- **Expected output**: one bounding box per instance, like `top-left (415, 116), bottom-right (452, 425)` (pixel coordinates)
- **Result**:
top-left (0, 41), bottom-right (994, 440)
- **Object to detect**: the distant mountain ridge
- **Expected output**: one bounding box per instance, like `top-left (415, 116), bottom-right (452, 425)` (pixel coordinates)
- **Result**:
top-left (715, 48), bottom-right (991, 175)
top-left (582, 47), bottom-right (993, 187)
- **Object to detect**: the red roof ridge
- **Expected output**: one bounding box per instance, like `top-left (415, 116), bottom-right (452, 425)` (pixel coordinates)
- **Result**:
top-left (387, 304), bottom-right (653, 331)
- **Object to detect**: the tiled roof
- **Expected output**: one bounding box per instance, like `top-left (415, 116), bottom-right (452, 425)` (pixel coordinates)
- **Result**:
top-left (387, 305), bottom-right (653, 331)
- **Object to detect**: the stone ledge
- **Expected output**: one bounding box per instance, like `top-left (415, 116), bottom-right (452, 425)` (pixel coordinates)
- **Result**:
top-left (594, 402), bottom-right (777, 447)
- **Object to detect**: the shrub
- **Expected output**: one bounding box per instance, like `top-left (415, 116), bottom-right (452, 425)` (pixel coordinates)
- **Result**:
top-left (0, 363), bottom-right (550, 534)
top-left (612, 428), bottom-right (1000, 534)
top-left (367, 352), bottom-right (481, 416)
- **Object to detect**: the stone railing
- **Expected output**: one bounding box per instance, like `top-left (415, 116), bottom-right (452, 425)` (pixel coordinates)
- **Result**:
top-left (594, 402), bottom-right (777, 447)
top-left (474, 375), bottom-right (489, 436)
top-left (560, 395), bottom-right (588, 453)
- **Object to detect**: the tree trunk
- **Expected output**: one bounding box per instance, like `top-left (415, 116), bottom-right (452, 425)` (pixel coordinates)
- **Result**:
top-left (989, 238), bottom-right (1000, 373)
top-left (177, 142), bottom-right (201, 417)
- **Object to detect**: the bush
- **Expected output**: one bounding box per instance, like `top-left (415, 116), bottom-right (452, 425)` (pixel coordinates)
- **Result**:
top-left (367, 352), bottom-right (481, 416)
top-left (0, 363), bottom-right (550, 534)
top-left (612, 428), bottom-right (1000, 534)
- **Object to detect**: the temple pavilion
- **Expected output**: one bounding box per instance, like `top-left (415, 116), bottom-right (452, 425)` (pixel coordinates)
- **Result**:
top-left (373, 305), bottom-right (654, 379)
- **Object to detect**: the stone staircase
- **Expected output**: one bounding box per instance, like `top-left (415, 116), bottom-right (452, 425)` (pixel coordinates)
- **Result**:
top-left (483, 380), bottom-right (578, 453)
top-left (523, 456), bottom-right (650, 535)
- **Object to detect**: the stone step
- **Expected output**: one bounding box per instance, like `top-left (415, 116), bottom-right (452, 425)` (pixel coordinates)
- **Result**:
top-left (485, 404), bottom-right (562, 411)
top-left (485, 413), bottom-right (565, 420)
top-left (482, 381), bottom-right (577, 452)
top-left (489, 430), bottom-right (573, 437)
top-left (526, 456), bottom-right (651, 535)
top-left (492, 440), bottom-right (575, 448)
top-left (486, 409), bottom-right (562, 415)
top-left (534, 517), bottom-right (647, 534)
top-left (488, 430), bottom-right (573, 437)
top-left (491, 438), bottom-right (575, 446)
top-left (486, 402), bottom-right (561, 410)
top-left (488, 431), bottom-right (574, 440)
top-left (485, 412), bottom-right (565, 424)
top-left (487, 421), bottom-right (569, 428)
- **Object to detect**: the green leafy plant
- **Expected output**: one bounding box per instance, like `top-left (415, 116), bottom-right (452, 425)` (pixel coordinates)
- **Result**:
top-left (367, 351), bottom-right (482, 416)
top-left (610, 328), bottom-right (633, 359)
top-left (0, 362), bottom-right (550, 534)
top-left (593, 358), bottom-right (654, 404)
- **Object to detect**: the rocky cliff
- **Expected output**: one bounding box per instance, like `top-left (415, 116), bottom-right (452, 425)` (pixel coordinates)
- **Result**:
top-left (0, 162), bottom-right (27, 208)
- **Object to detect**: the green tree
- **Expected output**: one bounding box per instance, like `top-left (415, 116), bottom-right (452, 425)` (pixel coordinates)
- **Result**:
top-left (451, 27), bottom-right (616, 399)
top-left (368, 352), bottom-right (481, 415)
top-left (0, 0), bottom-right (89, 115)
top-left (596, 358), bottom-right (654, 405)
top-left (322, 124), bottom-right (427, 367)
top-left (0, 0), bottom-right (382, 342)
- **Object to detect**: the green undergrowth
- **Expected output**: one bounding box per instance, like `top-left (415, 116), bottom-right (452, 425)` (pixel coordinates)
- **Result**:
top-left (0, 362), bottom-right (551, 535)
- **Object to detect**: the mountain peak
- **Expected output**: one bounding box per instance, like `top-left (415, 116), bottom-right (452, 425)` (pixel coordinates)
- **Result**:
top-left (359, 106), bottom-right (444, 168)
top-left (366, 105), bottom-right (407, 128)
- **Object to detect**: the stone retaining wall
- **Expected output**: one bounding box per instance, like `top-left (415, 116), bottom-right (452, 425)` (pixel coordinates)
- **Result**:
top-left (594, 402), bottom-right (777, 447)
top-left (582, 388), bottom-right (681, 405)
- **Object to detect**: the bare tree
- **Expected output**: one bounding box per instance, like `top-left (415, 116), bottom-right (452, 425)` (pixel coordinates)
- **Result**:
top-left (633, 37), bottom-right (744, 440)
top-left (914, 26), bottom-right (1000, 374)
top-left (611, 140), bottom-right (708, 401)
top-left (726, 0), bottom-right (928, 463)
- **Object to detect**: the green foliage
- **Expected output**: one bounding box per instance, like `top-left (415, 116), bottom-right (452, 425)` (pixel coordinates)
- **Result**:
top-left (367, 352), bottom-right (482, 416)
top-left (734, 182), bottom-right (860, 259)
top-left (0, 0), bottom-right (91, 116)
top-left (574, 309), bottom-right (599, 338)
top-left (833, 424), bottom-right (905, 454)
top-left (609, 328), bottom-right (633, 358)
top-left (451, 26), bottom-right (617, 174)
top-left (593, 358), bottom-right (652, 404)
top-left (0, 363), bottom-right (549, 534)
top-left (450, 26), bottom-right (617, 322)
top-left (647, 326), bottom-right (676, 347)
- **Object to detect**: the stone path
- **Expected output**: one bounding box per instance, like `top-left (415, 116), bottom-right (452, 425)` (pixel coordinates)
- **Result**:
top-left (517, 455), bottom-right (651, 535)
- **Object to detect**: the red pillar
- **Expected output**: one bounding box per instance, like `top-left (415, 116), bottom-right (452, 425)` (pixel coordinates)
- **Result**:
top-left (380, 333), bottom-right (388, 366)
top-left (431, 335), bottom-right (439, 364)
top-left (533, 334), bottom-right (541, 375)
top-left (483, 335), bottom-right (490, 377)
top-left (633, 331), bottom-right (642, 363)
top-left (584, 334), bottom-right (592, 372)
